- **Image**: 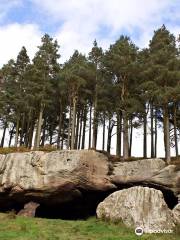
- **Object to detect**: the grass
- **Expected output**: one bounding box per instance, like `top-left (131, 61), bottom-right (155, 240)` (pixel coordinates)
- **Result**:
top-left (0, 145), bottom-right (57, 155)
top-left (0, 213), bottom-right (179, 240)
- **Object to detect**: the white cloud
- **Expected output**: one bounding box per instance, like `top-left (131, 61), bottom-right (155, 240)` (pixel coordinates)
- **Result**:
top-left (31, 0), bottom-right (180, 60)
top-left (0, 23), bottom-right (42, 66)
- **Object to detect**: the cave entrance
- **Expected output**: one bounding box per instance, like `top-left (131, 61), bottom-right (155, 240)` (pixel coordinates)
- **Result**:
top-left (0, 185), bottom-right (177, 220)
top-left (35, 185), bottom-right (178, 219)
top-left (35, 190), bottom-right (114, 220)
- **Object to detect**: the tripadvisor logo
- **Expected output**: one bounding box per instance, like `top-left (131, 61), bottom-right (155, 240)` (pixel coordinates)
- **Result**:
top-left (135, 227), bottom-right (144, 236)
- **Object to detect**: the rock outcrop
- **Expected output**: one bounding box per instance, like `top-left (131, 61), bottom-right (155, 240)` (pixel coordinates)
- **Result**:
top-left (172, 203), bottom-right (180, 224)
top-left (0, 150), bottom-right (115, 211)
top-left (111, 159), bottom-right (180, 196)
top-left (96, 186), bottom-right (176, 233)
top-left (0, 150), bottom-right (179, 220)
top-left (17, 202), bottom-right (40, 217)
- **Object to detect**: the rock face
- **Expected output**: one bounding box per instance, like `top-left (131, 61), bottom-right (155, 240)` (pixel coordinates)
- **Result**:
top-left (96, 186), bottom-right (176, 233)
top-left (17, 202), bottom-right (40, 217)
top-left (0, 150), bottom-right (179, 219)
top-left (0, 150), bottom-right (115, 210)
top-left (172, 203), bottom-right (180, 224)
top-left (111, 159), bottom-right (180, 196)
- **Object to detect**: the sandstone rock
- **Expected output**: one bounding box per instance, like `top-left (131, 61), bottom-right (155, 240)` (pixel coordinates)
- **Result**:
top-left (96, 186), bottom-right (175, 233)
top-left (111, 158), bottom-right (166, 183)
top-left (111, 159), bottom-right (180, 197)
top-left (0, 150), bottom-right (116, 208)
top-left (151, 165), bottom-right (180, 194)
top-left (17, 202), bottom-right (40, 217)
top-left (0, 150), bottom-right (179, 217)
top-left (172, 203), bottom-right (180, 224)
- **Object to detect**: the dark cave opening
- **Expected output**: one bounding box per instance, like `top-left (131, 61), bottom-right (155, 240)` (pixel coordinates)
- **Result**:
top-left (0, 185), bottom-right (178, 220)
top-left (35, 185), bottom-right (178, 219)
top-left (35, 190), bottom-right (114, 220)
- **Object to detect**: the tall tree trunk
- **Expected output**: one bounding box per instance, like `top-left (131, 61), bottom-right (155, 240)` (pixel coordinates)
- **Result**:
top-left (107, 117), bottom-right (111, 154)
top-left (78, 109), bottom-right (83, 150)
top-left (154, 108), bottom-right (157, 158)
top-left (28, 121), bottom-right (34, 149)
top-left (14, 114), bottom-right (20, 147)
top-left (35, 103), bottom-right (44, 150)
top-left (92, 82), bottom-right (98, 149)
top-left (129, 118), bottom-right (133, 157)
top-left (123, 110), bottom-right (129, 159)
top-left (1, 122), bottom-right (7, 147)
top-left (67, 103), bottom-right (72, 149)
top-left (71, 96), bottom-right (77, 150)
top-left (41, 119), bottom-right (46, 147)
top-left (102, 113), bottom-right (106, 151)
top-left (9, 124), bottom-right (15, 147)
top-left (116, 111), bottom-right (122, 156)
top-left (20, 113), bottom-right (25, 146)
top-left (150, 103), bottom-right (154, 158)
top-left (24, 109), bottom-right (31, 147)
top-left (74, 109), bottom-right (80, 149)
top-left (143, 109), bottom-right (147, 158)
top-left (173, 103), bottom-right (178, 157)
top-left (81, 106), bottom-right (87, 149)
top-left (49, 123), bottom-right (53, 145)
top-left (163, 104), bottom-right (171, 163)
top-left (57, 103), bottom-right (62, 149)
top-left (60, 115), bottom-right (64, 150)
top-left (88, 104), bottom-right (92, 149)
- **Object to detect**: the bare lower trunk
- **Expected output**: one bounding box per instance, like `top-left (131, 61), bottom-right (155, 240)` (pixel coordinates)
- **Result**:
top-left (123, 111), bottom-right (129, 159)
top-left (143, 112), bottom-right (147, 158)
top-left (78, 110), bottom-right (83, 150)
top-left (1, 122), bottom-right (7, 147)
top-left (173, 103), bottom-right (178, 156)
top-left (57, 108), bottom-right (62, 149)
top-left (107, 117), bottom-right (112, 153)
top-left (28, 121), bottom-right (34, 149)
top-left (20, 113), bottom-right (25, 146)
top-left (150, 103), bottom-right (154, 158)
top-left (129, 118), bottom-right (133, 157)
top-left (102, 113), bottom-right (106, 151)
top-left (9, 124), bottom-right (15, 147)
top-left (154, 108), bottom-right (157, 158)
top-left (163, 105), bottom-right (170, 163)
top-left (116, 111), bottom-right (122, 156)
top-left (92, 106), bottom-right (98, 149)
top-left (61, 115), bottom-right (64, 150)
top-left (67, 105), bottom-right (72, 149)
top-left (14, 115), bottom-right (20, 147)
top-left (81, 107), bottom-right (87, 149)
top-left (88, 104), bottom-right (92, 149)
top-left (75, 109), bottom-right (80, 149)
top-left (35, 104), bottom-right (44, 150)
top-left (41, 119), bottom-right (46, 147)
top-left (71, 96), bottom-right (77, 150)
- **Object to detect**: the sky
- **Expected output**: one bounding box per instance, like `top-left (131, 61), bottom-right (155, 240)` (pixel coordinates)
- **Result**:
top-left (0, 0), bottom-right (179, 66)
top-left (0, 0), bottom-right (180, 156)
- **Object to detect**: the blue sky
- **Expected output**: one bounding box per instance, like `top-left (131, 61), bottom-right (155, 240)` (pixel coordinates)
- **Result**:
top-left (0, 0), bottom-right (179, 66)
top-left (0, 0), bottom-right (180, 156)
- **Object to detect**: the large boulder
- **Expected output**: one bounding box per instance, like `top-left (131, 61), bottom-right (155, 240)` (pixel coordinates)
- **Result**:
top-left (0, 150), bottom-right (116, 208)
top-left (172, 203), bottom-right (180, 224)
top-left (0, 150), bottom-right (179, 217)
top-left (17, 202), bottom-right (40, 217)
top-left (112, 158), bottom-right (166, 183)
top-left (111, 159), bottom-right (180, 196)
top-left (96, 186), bottom-right (176, 233)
